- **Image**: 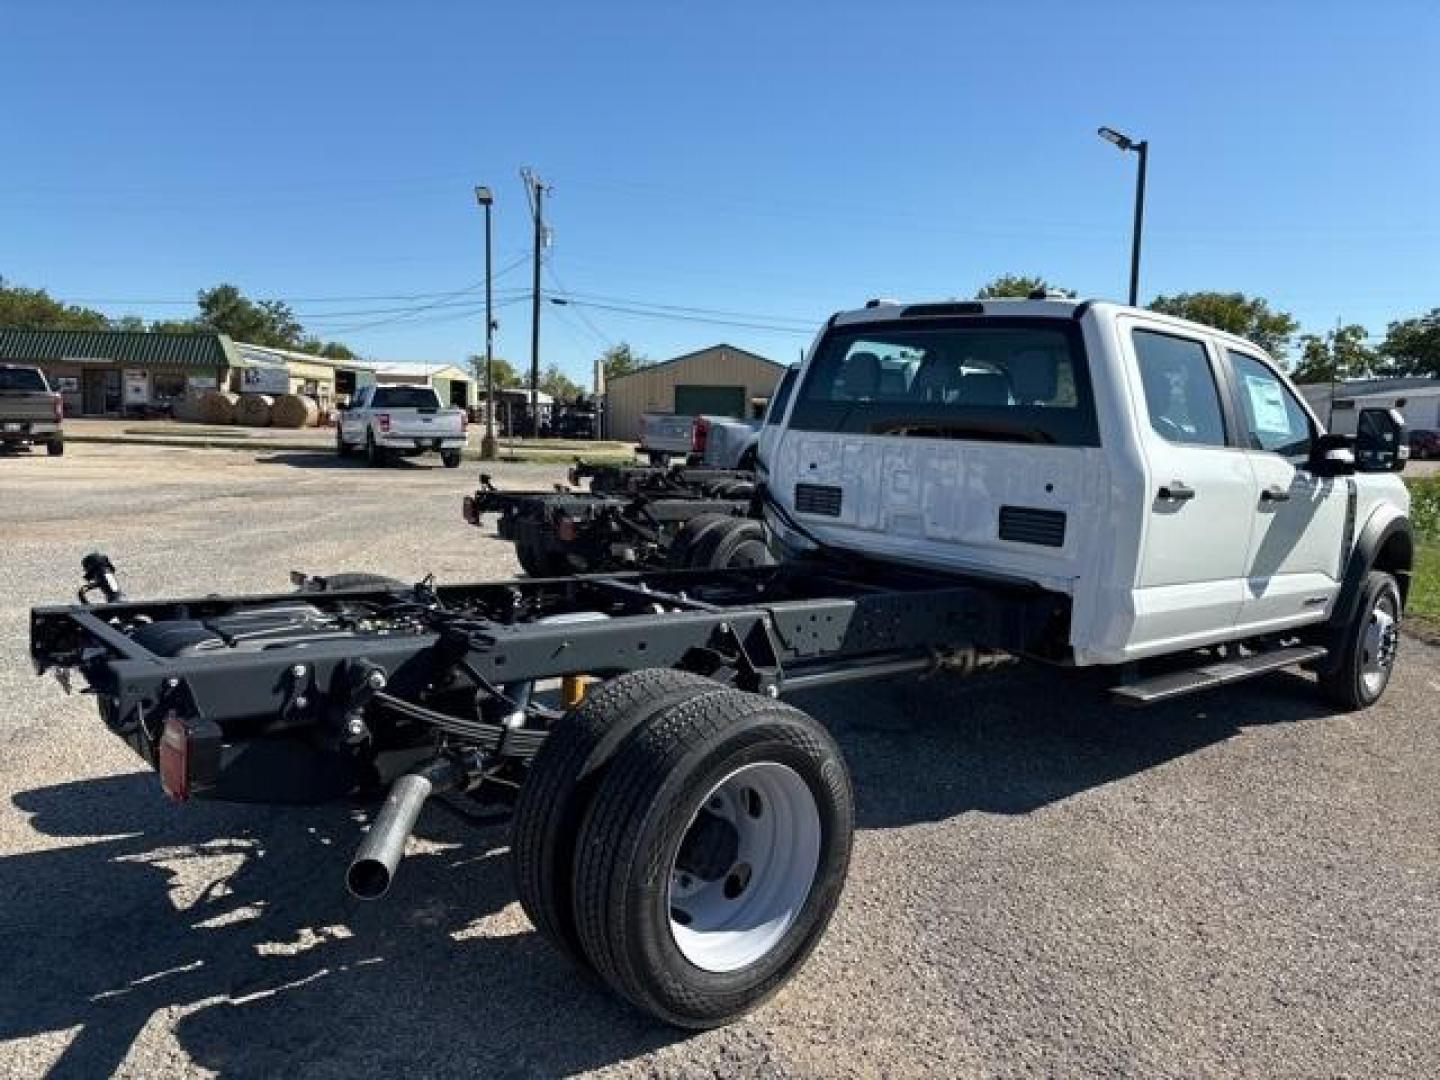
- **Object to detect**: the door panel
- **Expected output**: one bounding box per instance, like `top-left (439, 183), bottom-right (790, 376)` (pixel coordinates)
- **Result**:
top-left (1225, 351), bottom-right (1347, 633)
top-left (1124, 323), bottom-right (1257, 656)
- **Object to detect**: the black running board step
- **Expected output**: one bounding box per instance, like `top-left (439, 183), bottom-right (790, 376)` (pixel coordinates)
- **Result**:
top-left (1111, 645), bottom-right (1328, 706)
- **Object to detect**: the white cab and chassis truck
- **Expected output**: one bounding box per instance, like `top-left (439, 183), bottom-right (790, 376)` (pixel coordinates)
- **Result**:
top-left (336, 383), bottom-right (467, 467)
top-left (30, 298), bottom-right (1413, 1028)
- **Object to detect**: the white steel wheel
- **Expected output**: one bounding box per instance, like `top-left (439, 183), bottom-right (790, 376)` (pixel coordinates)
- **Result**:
top-left (1359, 589), bottom-right (1400, 699)
top-left (667, 761), bottom-right (822, 973)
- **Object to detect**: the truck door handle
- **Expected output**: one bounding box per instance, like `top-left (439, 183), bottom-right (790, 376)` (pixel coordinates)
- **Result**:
top-left (1157, 482), bottom-right (1195, 502)
top-left (1260, 486), bottom-right (1291, 503)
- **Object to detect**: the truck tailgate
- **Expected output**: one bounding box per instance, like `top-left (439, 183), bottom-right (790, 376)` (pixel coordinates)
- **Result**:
top-left (386, 409), bottom-right (464, 438)
top-left (0, 393), bottom-right (58, 424)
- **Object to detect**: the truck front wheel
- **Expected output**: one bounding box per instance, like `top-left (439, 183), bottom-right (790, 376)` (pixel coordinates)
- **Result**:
top-left (441, 449), bottom-right (462, 468)
top-left (571, 689), bottom-right (854, 1028)
top-left (1319, 570), bottom-right (1402, 709)
top-left (46, 438), bottom-right (64, 457)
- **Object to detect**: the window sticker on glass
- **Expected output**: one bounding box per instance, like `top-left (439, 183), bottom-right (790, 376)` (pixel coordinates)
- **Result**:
top-left (1243, 373), bottom-right (1291, 435)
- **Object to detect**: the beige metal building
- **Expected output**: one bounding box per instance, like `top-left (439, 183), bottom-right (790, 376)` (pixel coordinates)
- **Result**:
top-left (604, 344), bottom-right (784, 441)
top-left (371, 361), bottom-right (477, 410)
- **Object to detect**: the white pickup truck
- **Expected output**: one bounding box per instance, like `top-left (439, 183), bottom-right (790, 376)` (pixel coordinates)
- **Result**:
top-left (336, 384), bottom-right (467, 468)
top-left (762, 295), bottom-right (1413, 707)
top-left (35, 294), bottom-right (1416, 1031)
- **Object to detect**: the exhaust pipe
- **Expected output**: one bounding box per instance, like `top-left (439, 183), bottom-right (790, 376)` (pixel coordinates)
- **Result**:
top-left (347, 758), bottom-right (464, 900)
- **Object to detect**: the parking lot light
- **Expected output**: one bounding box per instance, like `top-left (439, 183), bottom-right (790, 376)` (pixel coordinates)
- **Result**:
top-left (1097, 126), bottom-right (1148, 305)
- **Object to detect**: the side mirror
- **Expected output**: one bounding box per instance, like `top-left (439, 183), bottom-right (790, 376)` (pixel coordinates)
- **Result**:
top-left (1355, 407), bottom-right (1409, 473)
top-left (1308, 433), bottom-right (1356, 478)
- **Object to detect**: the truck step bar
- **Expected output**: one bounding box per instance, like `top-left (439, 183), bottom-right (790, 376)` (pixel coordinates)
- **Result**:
top-left (1110, 644), bottom-right (1328, 706)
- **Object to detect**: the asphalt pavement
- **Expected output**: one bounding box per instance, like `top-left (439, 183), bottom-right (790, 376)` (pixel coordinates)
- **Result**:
top-left (1, 443), bottom-right (1436, 1079)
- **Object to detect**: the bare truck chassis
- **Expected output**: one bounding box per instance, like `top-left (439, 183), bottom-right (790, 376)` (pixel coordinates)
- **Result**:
top-left (30, 553), bottom-right (1060, 1024)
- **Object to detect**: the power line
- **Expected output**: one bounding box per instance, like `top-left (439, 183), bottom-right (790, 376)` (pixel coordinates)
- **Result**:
top-left (543, 263), bottom-right (614, 348)
top-left (553, 296), bottom-right (815, 336)
top-left (558, 288), bottom-right (816, 328)
top-left (58, 253), bottom-right (533, 310)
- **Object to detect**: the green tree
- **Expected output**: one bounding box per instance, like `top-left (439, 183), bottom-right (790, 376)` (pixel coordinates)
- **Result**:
top-left (192, 284), bottom-right (304, 348)
top-left (149, 317), bottom-right (204, 334)
top-left (600, 342), bottom-right (648, 382)
top-left (1147, 291), bottom-right (1299, 359)
top-left (468, 354), bottom-right (522, 388)
top-left (1378, 308), bottom-right (1440, 377)
top-left (299, 336), bottom-right (359, 360)
top-left (0, 278), bottom-right (110, 330)
top-left (976, 274), bottom-right (1067, 299)
top-left (1290, 324), bottom-right (1376, 384)
top-left (538, 363), bottom-right (582, 403)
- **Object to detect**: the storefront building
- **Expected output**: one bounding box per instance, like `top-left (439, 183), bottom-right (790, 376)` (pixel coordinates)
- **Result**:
top-left (0, 329), bottom-right (238, 416)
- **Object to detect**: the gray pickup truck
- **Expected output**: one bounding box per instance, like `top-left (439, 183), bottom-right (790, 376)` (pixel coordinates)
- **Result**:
top-left (0, 364), bottom-right (64, 456)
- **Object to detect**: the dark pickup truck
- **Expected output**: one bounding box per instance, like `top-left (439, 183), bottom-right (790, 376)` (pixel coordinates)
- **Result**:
top-left (0, 364), bottom-right (64, 455)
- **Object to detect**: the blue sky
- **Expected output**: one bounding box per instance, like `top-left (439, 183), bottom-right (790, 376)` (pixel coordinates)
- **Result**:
top-left (3, 0), bottom-right (1437, 385)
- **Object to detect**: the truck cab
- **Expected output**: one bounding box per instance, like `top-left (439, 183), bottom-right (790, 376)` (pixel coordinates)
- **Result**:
top-left (763, 298), bottom-right (1412, 667)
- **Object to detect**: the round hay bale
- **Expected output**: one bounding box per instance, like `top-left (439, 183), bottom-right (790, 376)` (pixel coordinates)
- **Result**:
top-left (198, 390), bottom-right (239, 425)
top-left (270, 393), bottom-right (319, 429)
top-left (235, 394), bottom-right (274, 427)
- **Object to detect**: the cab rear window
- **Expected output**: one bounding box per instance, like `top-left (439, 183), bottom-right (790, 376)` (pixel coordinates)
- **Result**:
top-left (0, 367), bottom-right (48, 392)
top-left (371, 387), bottom-right (440, 409)
top-left (788, 318), bottom-right (1098, 446)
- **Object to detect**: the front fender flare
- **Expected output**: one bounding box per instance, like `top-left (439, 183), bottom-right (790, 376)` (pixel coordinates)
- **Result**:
top-left (1330, 507), bottom-right (1413, 633)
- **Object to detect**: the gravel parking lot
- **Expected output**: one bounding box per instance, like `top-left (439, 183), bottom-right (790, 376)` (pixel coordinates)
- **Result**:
top-left (2, 443), bottom-right (1437, 1079)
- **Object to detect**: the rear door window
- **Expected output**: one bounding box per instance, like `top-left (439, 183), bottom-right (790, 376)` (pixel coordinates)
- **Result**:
top-left (1131, 329), bottom-right (1228, 447)
top-left (764, 367), bottom-right (799, 426)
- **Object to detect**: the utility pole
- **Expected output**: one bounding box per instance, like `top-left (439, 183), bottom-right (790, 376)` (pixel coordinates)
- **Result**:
top-left (522, 167), bottom-right (549, 438)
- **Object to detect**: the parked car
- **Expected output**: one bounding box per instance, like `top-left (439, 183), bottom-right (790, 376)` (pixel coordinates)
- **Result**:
top-left (636, 412), bottom-right (695, 465)
top-left (336, 384), bottom-right (467, 467)
top-left (1408, 428), bottom-right (1440, 460)
top-left (0, 363), bottom-right (64, 456)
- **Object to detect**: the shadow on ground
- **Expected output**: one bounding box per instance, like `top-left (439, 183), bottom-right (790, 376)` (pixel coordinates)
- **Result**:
top-left (254, 452), bottom-right (441, 471)
top-left (4, 665), bottom-right (1341, 1077)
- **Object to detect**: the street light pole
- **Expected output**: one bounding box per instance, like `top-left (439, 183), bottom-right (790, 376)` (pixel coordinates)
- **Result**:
top-left (474, 185), bottom-right (497, 460)
top-left (1128, 139), bottom-right (1148, 307)
top-left (1098, 126), bottom-right (1148, 306)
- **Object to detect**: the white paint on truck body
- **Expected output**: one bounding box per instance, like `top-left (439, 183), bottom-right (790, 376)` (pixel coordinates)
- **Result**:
top-left (765, 299), bottom-right (1410, 667)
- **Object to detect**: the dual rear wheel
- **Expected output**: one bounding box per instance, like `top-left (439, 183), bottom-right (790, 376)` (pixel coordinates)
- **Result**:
top-left (511, 669), bottom-right (853, 1028)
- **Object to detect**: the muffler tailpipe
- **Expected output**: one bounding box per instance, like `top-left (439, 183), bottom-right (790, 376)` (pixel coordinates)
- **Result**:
top-left (347, 758), bottom-right (464, 900)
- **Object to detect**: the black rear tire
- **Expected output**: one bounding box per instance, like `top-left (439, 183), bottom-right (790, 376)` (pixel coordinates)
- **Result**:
top-left (1317, 570), bottom-right (1402, 710)
top-left (365, 431), bottom-right (387, 467)
top-left (571, 689), bottom-right (854, 1028)
top-left (702, 519), bottom-right (774, 569)
top-left (511, 670), bottom-right (723, 966)
top-left (335, 427), bottom-right (353, 458)
top-left (47, 438), bottom-right (64, 457)
top-left (441, 449), bottom-right (462, 468)
top-left (666, 512), bottom-right (737, 569)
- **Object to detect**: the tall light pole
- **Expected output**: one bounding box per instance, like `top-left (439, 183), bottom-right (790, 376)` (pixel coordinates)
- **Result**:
top-left (521, 167), bottom-right (549, 439)
top-left (474, 185), bottom-right (497, 460)
top-left (1098, 126), bottom-right (1148, 306)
